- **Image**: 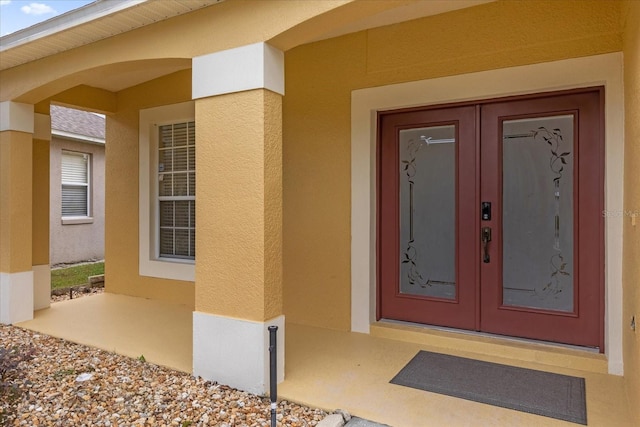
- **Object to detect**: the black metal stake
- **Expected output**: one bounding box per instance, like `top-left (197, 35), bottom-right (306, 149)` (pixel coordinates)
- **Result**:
top-left (268, 325), bottom-right (278, 427)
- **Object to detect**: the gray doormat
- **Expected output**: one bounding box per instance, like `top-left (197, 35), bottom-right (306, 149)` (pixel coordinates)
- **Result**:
top-left (390, 351), bottom-right (586, 425)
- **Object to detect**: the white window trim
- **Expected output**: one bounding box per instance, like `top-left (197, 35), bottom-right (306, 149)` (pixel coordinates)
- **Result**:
top-left (61, 150), bottom-right (91, 221)
top-left (139, 101), bottom-right (195, 282)
top-left (351, 52), bottom-right (624, 375)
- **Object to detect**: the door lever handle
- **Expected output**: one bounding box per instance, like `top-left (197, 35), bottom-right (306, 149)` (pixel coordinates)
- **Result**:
top-left (481, 227), bottom-right (492, 263)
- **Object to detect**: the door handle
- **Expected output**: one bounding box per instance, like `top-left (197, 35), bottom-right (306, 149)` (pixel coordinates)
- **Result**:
top-left (481, 227), bottom-right (492, 263)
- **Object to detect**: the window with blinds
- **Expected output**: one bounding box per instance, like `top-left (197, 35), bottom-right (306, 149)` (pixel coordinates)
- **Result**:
top-left (158, 121), bottom-right (195, 259)
top-left (61, 151), bottom-right (90, 217)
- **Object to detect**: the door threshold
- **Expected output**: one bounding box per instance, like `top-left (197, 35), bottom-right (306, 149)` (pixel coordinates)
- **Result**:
top-left (381, 318), bottom-right (600, 352)
top-left (370, 319), bottom-right (608, 374)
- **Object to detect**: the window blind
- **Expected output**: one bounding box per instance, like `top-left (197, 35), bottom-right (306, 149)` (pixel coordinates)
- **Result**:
top-left (62, 153), bottom-right (88, 184)
top-left (158, 121), bottom-right (195, 259)
top-left (61, 151), bottom-right (89, 217)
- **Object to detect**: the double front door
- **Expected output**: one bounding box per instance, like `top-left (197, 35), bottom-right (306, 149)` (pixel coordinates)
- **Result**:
top-left (378, 89), bottom-right (603, 349)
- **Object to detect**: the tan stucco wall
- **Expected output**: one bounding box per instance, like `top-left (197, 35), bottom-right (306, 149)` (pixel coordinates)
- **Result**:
top-left (0, 131), bottom-right (33, 273)
top-left (32, 138), bottom-right (50, 266)
top-left (105, 70), bottom-right (194, 308)
top-left (36, 86), bottom-right (118, 116)
top-left (49, 137), bottom-right (105, 265)
top-left (283, 0), bottom-right (624, 330)
top-left (622, 0), bottom-right (640, 422)
top-left (195, 89), bottom-right (283, 321)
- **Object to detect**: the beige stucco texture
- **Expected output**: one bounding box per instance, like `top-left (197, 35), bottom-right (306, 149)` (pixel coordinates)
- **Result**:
top-left (195, 89), bottom-right (283, 321)
top-left (32, 138), bottom-right (50, 267)
top-left (36, 85), bottom-right (118, 116)
top-left (105, 70), bottom-right (194, 307)
top-left (0, 131), bottom-right (33, 273)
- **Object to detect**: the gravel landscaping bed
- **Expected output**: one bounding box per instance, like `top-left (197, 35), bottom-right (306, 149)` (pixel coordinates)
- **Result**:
top-left (0, 324), bottom-right (327, 426)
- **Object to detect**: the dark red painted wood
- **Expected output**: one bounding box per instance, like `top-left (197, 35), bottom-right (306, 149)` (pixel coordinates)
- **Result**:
top-left (378, 106), bottom-right (477, 329)
top-left (480, 89), bottom-right (603, 350)
top-left (377, 88), bottom-right (604, 351)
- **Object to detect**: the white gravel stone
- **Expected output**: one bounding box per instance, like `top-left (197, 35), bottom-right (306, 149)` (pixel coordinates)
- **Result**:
top-left (336, 409), bottom-right (352, 422)
top-left (317, 413), bottom-right (346, 427)
top-left (75, 373), bottom-right (94, 382)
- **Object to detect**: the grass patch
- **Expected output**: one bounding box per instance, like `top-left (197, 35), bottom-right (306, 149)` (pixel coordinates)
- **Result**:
top-left (51, 262), bottom-right (104, 290)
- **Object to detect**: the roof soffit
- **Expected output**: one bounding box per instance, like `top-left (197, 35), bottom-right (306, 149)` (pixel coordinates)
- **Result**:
top-left (0, 0), bottom-right (224, 71)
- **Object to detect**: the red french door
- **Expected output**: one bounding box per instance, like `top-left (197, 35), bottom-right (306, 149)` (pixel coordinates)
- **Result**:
top-left (378, 88), bottom-right (604, 349)
top-left (378, 105), bottom-right (478, 330)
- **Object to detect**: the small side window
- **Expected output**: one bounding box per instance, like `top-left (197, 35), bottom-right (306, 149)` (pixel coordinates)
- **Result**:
top-left (61, 151), bottom-right (90, 218)
top-left (138, 101), bottom-right (196, 281)
top-left (157, 121), bottom-right (196, 260)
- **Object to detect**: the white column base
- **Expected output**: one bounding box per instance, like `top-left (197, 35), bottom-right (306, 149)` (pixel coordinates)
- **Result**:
top-left (32, 265), bottom-right (51, 310)
top-left (193, 312), bottom-right (284, 395)
top-left (0, 271), bottom-right (34, 324)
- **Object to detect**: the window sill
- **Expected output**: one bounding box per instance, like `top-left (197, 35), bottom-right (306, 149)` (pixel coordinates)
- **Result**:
top-left (62, 217), bottom-right (94, 225)
top-left (140, 258), bottom-right (195, 282)
top-left (157, 256), bottom-right (195, 265)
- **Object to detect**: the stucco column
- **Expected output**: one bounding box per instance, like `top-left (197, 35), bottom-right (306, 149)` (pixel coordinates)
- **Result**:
top-left (192, 43), bottom-right (285, 395)
top-left (0, 101), bottom-right (34, 324)
top-left (32, 111), bottom-right (51, 311)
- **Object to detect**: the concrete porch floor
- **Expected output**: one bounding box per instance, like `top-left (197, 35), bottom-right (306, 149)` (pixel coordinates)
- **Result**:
top-left (17, 293), bottom-right (193, 373)
top-left (17, 294), bottom-right (635, 426)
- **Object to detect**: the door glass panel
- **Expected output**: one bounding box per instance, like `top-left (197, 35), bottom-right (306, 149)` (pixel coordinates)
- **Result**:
top-left (502, 115), bottom-right (574, 312)
top-left (399, 125), bottom-right (456, 299)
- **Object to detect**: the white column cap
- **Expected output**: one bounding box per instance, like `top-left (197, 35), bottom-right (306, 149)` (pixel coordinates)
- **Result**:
top-left (193, 42), bottom-right (284, 99)
top-left (0, 101), bottom-right (34, 133)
